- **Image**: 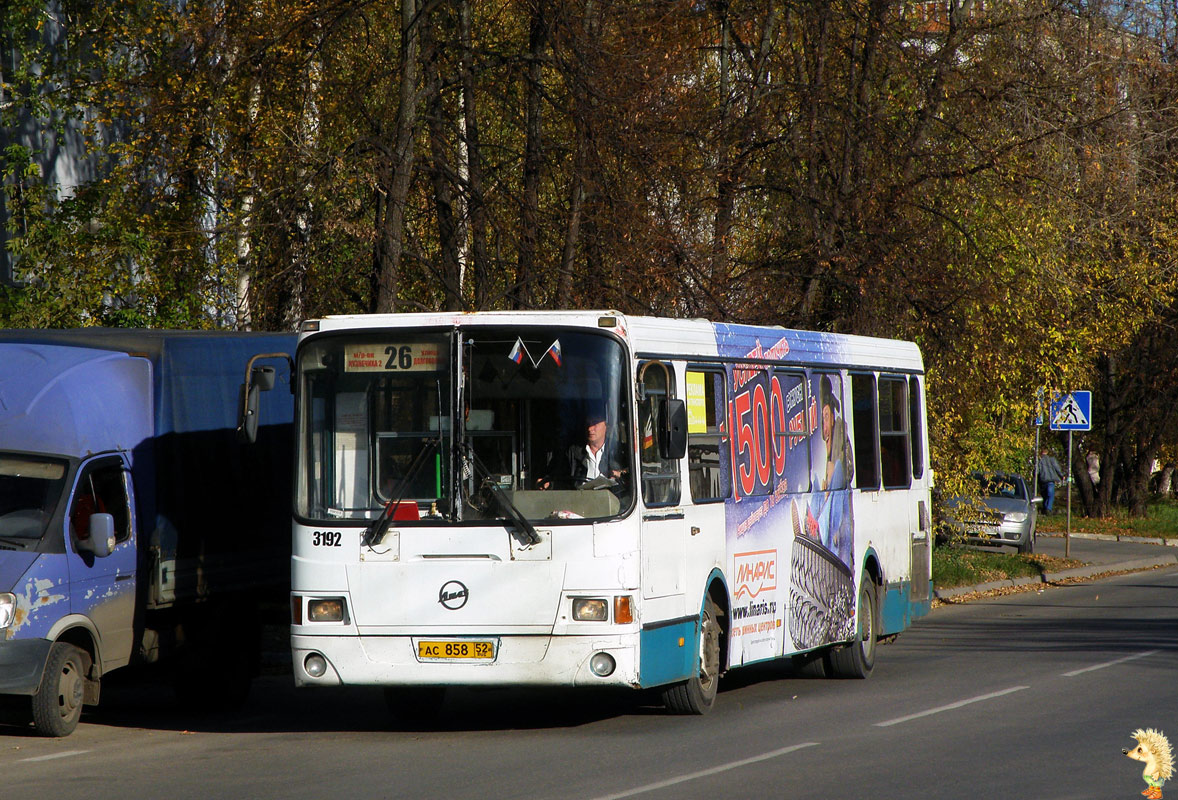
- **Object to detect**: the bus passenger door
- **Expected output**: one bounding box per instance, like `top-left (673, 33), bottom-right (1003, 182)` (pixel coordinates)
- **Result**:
top-left (638, 363), bottom-right (686, 608)
top-left (683, 367), bottom-right (729, 605)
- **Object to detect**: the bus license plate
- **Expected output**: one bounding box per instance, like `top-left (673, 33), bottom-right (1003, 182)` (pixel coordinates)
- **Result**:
top-left (417, 640), bottom-right (495, 660)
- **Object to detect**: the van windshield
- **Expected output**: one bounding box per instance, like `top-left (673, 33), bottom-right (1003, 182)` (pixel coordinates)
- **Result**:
top-left (0, 454), bottom-right (69, 540)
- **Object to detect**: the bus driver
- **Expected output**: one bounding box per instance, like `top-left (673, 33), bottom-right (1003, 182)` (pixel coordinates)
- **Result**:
top-left (538, 403), bottom-right (627, 490)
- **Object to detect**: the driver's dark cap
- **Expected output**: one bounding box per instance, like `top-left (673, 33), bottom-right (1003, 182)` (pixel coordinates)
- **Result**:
top-left (586, 403), bottom-right (607, 424)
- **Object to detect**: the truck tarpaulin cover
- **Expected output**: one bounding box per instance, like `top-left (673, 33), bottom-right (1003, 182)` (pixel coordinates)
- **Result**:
top-left (0, 329), bottom-right (295, 598)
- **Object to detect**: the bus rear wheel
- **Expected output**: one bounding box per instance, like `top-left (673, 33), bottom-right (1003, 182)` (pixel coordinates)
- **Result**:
top-left (827, 580), bottom-right (877, 679)
top-left (662, 596), bottom-right (722, 714)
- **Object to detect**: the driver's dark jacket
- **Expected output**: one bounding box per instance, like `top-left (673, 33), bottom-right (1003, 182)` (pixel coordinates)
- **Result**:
top-left (545, 439), bottom-right (626, 488)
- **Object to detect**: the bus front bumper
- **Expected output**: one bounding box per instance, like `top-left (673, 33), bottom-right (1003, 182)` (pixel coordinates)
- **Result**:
top-left (291, 632), bottom-right (639, 689)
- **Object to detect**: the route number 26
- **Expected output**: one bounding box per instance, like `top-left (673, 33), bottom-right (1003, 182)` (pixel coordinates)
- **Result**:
top-left (384, 345), bottom-right (413, 370)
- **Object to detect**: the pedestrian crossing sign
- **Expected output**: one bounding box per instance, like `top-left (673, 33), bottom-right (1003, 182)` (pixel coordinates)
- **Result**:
top-left (1049, 391), bottom-right (1091, 431)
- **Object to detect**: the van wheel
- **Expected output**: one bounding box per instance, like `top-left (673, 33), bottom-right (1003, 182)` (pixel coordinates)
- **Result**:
top-left (827, 580), bottom-right (877, 679)
top-left (662, 596), bottom-right (722, 714)
top-left (32, 643), bottom-right (88, 737)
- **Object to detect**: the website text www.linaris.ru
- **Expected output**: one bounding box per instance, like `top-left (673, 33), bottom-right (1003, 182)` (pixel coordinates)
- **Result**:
top-left (732, 600), bottom-right (777, 620)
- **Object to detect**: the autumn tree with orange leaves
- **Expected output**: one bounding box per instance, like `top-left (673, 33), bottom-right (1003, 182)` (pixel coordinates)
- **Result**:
top-left (4, 0), bottom-right (1178, 514)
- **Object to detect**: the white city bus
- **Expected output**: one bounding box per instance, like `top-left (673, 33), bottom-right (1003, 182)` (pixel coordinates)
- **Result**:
top-left (290, 311), bottom-right (932, 714)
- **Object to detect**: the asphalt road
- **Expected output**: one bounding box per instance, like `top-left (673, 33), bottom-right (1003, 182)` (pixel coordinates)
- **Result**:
top-left (5, 548), bottom-right (1177, 799)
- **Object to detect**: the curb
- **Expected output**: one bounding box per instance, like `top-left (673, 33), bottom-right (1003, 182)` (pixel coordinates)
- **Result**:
top-left (933, 554), bottom-right (1178, 600)
top-left (1039, 532), bottom-right (1178, 547)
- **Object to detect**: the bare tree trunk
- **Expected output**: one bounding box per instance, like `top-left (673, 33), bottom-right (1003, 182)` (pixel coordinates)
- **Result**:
top-left (514, 3), bottom-right (547, 310)
top-left (372, 0), bottom-right (424, 314)
top-left (282, 45), bottom-right (320, 330)
top-left (1094, 357), bottom-right (1118, 518)
top-left (1127, 429), bottom-right (1162, 517)
top-left (459, 0), bottom-right (490, 309)
top-left (1159, 465), bottom-right (1174, 497)
top-left (558, 1), bottom-right (598, 303)
top-left (708, 2), bottom-right (779, 321)
top-left (423, 13), bottom-right (463, 311)
top-left (709, 3), bottom-right (733, 313)
top-left (559, 165), bottom-right (585, 303)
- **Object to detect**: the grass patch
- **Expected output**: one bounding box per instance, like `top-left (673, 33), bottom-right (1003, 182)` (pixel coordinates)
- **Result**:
top-left (932, 546), bottom-right (1084, 590)
top-left (1037, 498), bottom-right (1178, 539)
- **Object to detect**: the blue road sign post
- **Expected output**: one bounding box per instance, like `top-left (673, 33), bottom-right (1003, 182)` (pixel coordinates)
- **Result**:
top-left (1047, 390), bottom-right (1092, 556)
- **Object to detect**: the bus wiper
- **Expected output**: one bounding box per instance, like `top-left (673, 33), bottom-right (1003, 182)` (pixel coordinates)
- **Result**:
top-left (463, 444), bottom-right (542, 547)
top-left (362, 436), bottom-right (440, 548)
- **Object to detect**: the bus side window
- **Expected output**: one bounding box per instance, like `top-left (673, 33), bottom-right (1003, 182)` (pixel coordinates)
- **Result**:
top-left (851, 374), bottom-right (880, 490)
top-left (686, 368), bottom-right (729, 503)
top-left (640, 363), bottom-right (681, 507)
top-left (879, 376), bottom-right (911, 489)
top-left (909, 376), bottom-right (925, 480)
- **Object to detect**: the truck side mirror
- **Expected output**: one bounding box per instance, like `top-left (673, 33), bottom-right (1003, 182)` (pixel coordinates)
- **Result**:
top-left (659, 398), bottom-right (687, 460)
top-left (79, 513), bottom-right (116, 558)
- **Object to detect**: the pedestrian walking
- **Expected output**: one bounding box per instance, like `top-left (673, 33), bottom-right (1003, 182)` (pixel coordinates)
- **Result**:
top-left (1038, 446), bottom-right (1064, 514)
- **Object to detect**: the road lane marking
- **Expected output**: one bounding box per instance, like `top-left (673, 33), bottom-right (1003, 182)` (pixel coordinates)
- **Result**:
top-left (19, 750), bottom-right (89, 763)
top-left (586, 742), bottom-right (819, 800)
top-left (1063, 649), bottom-right (1159, 677)
top-left (874, 686), bottom-right (1029, 728)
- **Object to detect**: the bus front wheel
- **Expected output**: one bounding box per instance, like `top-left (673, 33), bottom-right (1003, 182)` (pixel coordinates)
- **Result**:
top-left (827, 580), bottom-right (877, 679)
top-left (662, 596), bottom-right (722, 714)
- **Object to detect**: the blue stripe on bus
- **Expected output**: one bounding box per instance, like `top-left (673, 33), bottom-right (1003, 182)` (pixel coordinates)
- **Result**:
top-left (879, 580), bottom-right (931, 634)
top-left (880, 582), bottom-right (910, 634)
top-left (639, 618), bottom-right (698, 687)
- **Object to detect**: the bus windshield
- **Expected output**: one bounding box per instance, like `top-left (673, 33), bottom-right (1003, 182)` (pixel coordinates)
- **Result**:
top-left (296, 327), bottom-right (633, 524)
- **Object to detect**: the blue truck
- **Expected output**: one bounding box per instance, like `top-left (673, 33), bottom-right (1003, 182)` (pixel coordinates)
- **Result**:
top-left (0, 329), bottom-right (295, 736)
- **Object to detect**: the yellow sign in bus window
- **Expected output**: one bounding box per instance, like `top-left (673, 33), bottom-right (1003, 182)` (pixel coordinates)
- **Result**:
top-left (686, 371), bottom-right (708, 434)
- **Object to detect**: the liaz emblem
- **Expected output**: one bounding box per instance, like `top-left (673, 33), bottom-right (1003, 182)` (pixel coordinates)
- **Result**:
top-left (439, 580), bottom-right (469, 610)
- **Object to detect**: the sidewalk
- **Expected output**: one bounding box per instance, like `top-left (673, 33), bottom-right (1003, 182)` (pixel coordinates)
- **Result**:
top-left (933, 533), bottom-right (1178, 600)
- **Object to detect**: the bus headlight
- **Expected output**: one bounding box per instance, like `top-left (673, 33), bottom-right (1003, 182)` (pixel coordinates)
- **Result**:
top-left (572, 598), bottom-right (608, 621)
top-left (308, 598), bottom-right (347, 622)
top-left (304, 652), bottom-right (329, 678)
top-left (0, 593), bottom-right (15, 630)
top-left (590, 652), bottom-right (616, 677)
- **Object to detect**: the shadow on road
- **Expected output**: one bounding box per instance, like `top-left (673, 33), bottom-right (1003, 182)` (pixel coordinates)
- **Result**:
top-left (0, 666), bottom-right (661, 738)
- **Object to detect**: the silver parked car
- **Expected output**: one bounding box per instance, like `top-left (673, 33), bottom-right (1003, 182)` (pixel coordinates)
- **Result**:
top-left (941, 472), bottom-right (1039, 554)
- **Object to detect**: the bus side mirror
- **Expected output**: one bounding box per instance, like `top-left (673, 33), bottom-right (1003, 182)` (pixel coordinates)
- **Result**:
top-left (79, 513), bottom-right (115, 558)
top-left (659, 399), bottom-right (687, 460)
top-left (238, 366), bottom-right (275, 444)
top-left (237, 352), bottom-right (292, 443)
